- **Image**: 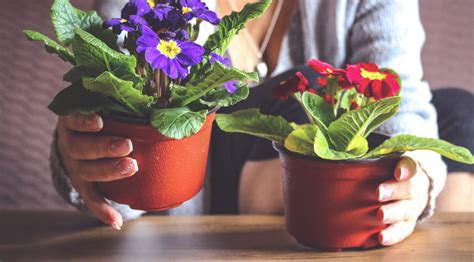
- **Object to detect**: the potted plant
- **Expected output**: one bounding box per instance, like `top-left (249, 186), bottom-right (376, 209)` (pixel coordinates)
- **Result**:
top-left (24, 0), bottom-right (271, 211)
top-left (216, 59), bottom-right (474, 250)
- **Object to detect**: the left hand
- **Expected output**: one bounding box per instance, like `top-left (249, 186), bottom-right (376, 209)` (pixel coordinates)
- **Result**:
top-left (377, 157), bottom-right (430, 246)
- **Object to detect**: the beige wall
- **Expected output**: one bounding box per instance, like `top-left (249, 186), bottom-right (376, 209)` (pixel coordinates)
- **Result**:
top-left (420, 0), bottom-right (474, 92)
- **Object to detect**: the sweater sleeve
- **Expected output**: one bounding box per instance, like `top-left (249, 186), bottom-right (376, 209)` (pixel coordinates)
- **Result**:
top-left (50, 131), bottom-right (146, 221)
top-left (347, 0), bottom-right (447, 221)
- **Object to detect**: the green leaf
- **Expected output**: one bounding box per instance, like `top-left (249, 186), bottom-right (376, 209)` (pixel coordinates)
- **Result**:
top-left (328, 96), bottom-right (401, 153)
top-left (284, 124), bottom-right (318, 156)
top-left (301, 92), bottom-right (334, 130)
top-left (314, 127), bottom-right (359, 160)
top-left (203, 0), bottom-right (271, 55)
top-left (199, 84), bottom-right (249, 107)
top-left (363, 135), bottom-right (474, 164)
top-left (63, 66), bottom-right (100, 83)
top-left (172, 62), bottom-right (257, 106)
top-left (216, 109), bottom-right (294, 144)
top-left (83, 72), bottom-right (153, 117)
top-left (72, 28), bottom-right (142, 87)
top-left (48, 83), bottom-right (114, 116)
top-left (51, 0), bottom-right (103, 45)
top-left (151, 107), bottom-right (208, 139)
top-left (23, 30), bottom-right (75, 64)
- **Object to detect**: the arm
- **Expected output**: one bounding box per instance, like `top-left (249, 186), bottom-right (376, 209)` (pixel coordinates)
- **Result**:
top-left (348, 0), bottom-right (447, 245)
top-left (239, 159), bottom-right (283, 214)
top-left (349, 0), bottom-right (447, 219)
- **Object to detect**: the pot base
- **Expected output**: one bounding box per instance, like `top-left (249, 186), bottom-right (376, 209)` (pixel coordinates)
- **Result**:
top-left (129, 202), bottom-right (183, 212)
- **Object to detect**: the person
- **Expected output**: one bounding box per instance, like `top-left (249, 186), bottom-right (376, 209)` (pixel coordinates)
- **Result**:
top-left (50, 0), bottom-right (470, 247)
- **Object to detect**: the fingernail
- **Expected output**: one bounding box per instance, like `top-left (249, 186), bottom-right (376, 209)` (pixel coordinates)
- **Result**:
top-left (399, 166), bottom-right (409, 180)
top-left (378, 185), bottom-right (392, 202)
top-left (84, 115), bottom-right (103, 130)
top-left (111, 221), bottom-right (121, 230)
top-left (110, 139), bottom-right (133, 155)
top-left (381, 208), bottom-right (391, 223)
top-left (116, 159), bottom-right (138, 175)
top-left (380, 232), bottom-right (392, 246)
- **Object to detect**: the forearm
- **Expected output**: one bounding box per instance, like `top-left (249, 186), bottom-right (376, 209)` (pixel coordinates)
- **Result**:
top-left (239, 159), bottom-right (284, 214)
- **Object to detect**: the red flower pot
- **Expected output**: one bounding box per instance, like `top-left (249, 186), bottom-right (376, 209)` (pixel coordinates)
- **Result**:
top-left (274, 144), bottom-right (400, 251)
top-left (96, 112), bottom-right (216, 211)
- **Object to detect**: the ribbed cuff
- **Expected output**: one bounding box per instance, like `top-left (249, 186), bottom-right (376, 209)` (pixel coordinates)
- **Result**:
top-left (403, 150), bottom-right (447, 222)
top-left (50, 131), bottom-right (145, 221)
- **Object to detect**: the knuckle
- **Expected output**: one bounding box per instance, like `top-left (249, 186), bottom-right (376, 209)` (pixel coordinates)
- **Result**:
top-left (405, 180), bottom-right (415, 198)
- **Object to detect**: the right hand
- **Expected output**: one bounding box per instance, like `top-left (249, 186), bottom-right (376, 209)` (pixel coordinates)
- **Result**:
top-left (57, 113), bottom-right (138, 230)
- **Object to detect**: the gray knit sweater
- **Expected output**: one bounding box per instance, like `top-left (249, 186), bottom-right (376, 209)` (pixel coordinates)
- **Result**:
top-left (51, 0), bottom-right (446, 221)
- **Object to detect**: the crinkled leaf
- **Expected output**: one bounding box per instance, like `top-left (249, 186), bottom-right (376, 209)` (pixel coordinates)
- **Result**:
top-left (314, 127), bottom-right (359, 160)
top-left (23, 30), bottom-right (75, 64)
top-left (284, 124), bottom-right (318, 156)
top-left (328, 96), bottom-right (401, 153)
top-left (301, 91), bottom-right (334, 130)
top-left (72, 28), bottom-right (142, 87)
top-left (172, 62), bottom-right (257, 106)
top-left (63, 66), bottom-right (100, 83)
top-left (216, 109), bottom-right (293, 144)
top-left (151, 107), bottom-right (208, 139)
top-left (203, 0), bottom-right (271, 55)
top-left (51, 0), bottom-right (103, 45)
top-left (363, 134), bottom-right (474, 164)
top-left (199, 83), bottom-right (249, 107)
top-left (48, 83), bottom-right (113, 116)
top-left (82, 72), bottom-right (153, 117)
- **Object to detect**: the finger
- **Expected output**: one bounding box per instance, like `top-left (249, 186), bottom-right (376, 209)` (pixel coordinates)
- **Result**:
top-left (394, 157), bottom-right (417, 181)
top-left (71, 177), bottom-right (123, 229)
top-left (72, 157), bottom-right (139, 182)
top-left (377, 200), bottom-right (412, 224)
top-left (64, 133), bottom-right (133, 160)
top-left (378, 220), bottom-right (416, 246)
top-left (378, 179), bottom-right (415, 202)
top-left (60, 113), bottom-right (103, 132)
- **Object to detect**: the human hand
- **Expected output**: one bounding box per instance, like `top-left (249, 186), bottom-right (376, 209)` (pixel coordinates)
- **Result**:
top-left (57, 113), bottom-right (138, 230)
top-left (377, 157), bottom-right (430, 246)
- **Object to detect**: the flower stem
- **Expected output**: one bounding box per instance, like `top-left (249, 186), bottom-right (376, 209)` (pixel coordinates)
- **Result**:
top-left (155, 70), bottom-right (161, 100)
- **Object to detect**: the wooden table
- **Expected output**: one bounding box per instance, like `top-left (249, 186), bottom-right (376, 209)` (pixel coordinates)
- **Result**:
top-left (0, 211), bottom-right (472, 261)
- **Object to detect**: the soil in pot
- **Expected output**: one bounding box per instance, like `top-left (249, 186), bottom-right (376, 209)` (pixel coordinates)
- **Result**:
top-left (96, 111), bottom-right (216, 211)
top-left (274, 134), bottom-right (400, 251)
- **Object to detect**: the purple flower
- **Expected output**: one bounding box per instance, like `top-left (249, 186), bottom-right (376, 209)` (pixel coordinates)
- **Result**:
top-left (210, 52), bottom-right (238, 94)
top-left (137, 27), bottom-right (204, 79)
top-left (104, 0), bottom-right (151, 34)
top-left (180, 0), bottom-right (220, 25)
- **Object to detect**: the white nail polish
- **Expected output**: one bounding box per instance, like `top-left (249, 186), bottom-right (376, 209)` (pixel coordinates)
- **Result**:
top-left (111, 221), bottom-right (121, 230)
top-left (131, 159), bottom-right (139, 172)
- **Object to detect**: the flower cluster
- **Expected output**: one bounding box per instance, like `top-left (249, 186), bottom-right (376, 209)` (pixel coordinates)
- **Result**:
top-left (273, 59), bottom-right (401, 108)
top-left (104, 0), bottom-right (220, 80)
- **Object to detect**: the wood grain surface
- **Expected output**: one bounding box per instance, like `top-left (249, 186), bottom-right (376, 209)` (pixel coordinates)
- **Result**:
top-left (0, 211), bottom-right (472, 261)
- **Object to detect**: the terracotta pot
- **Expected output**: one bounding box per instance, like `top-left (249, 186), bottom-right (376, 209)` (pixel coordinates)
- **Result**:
top-left (274, 143), bottom-right (400, 251)
top-left (96, 112), bottom-right (216, 211)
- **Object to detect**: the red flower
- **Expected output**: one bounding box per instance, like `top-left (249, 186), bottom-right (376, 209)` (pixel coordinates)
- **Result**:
top-left (273, 71), bottom-right (309, 100)
top-left (308, 59), bottom-right (345, 76)
top-left (346, 63), bottom-right (401, 100)
top-left (337, 75), bottom-right (353, 90)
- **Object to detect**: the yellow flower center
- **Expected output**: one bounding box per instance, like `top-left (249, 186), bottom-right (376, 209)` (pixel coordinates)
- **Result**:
top-left (147, 0), bottom-right (156, 8)
top-left (360, 68), bottom-right (386, 80)
top-left (326, 68), bottom-right (333, 74)
top-left (182, 7), bottom-right (192, 14)
top-left (157, 39), bottom-right (181, 59)
top-left (120, 18), bottom-right (128, 23)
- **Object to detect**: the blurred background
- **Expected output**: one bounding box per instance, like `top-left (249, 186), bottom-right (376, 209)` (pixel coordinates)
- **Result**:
top-left (0, 0), bottom-right (472, 210)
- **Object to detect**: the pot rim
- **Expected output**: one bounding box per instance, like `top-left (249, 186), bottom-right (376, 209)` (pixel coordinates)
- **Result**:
top-left (272, 142), bottom-right (401, 164)
top-left (100, 106), bottom-right (220, 125)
